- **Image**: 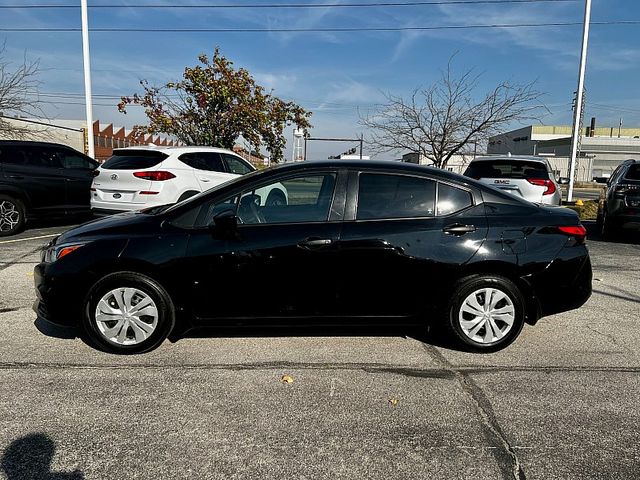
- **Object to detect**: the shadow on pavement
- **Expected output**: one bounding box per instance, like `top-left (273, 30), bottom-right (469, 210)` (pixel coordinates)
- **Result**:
top-left (34, 317), bottom-right (78, 340)
top-left (0, 433), bottom-right (84, 480)
top-left (33, 314), bottom-right (467, 353)
top-left (584, 220), bottom-right (640, 245)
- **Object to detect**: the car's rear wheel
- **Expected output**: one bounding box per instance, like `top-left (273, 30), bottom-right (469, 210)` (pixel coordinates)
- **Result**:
top-left (0, 195), bottom-right (25, 237)
top-left (82, 272), bottom-right (175, 354)
top-left (445, 275), bottom-right (525, 352)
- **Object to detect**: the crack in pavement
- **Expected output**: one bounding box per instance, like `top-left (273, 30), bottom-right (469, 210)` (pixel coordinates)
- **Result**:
top-left (422, 344), bottom-right (527, 480)
top-left (0, 247), bottom-right (42, 273)
top-left (584, 325), bottom-right (634, 354)
top-left (0, 361), bottom-right (638, 373)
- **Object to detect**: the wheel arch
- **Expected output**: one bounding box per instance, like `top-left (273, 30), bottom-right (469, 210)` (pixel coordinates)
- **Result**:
top-left (85, 258), bottom-right (190, 327)
top-left (0, 186), bottom-right (31, 211)
top-left (460, 261), bottom-right (541, 325)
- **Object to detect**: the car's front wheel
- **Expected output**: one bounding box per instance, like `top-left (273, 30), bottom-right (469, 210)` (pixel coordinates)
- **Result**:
top-left (445, 275), bottom-right (525, 353)
top-left (83, 272), bottom-right (175, 354)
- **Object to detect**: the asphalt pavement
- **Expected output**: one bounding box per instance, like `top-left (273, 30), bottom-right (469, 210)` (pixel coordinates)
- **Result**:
top-left (0, 220), bottom-right (638, 479)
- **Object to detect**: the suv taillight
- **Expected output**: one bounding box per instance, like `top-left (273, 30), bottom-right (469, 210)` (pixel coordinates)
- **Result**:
top-left (133, 171), bottom-right (176, 181)
top-left (527, 178), bottom-right (556, 195)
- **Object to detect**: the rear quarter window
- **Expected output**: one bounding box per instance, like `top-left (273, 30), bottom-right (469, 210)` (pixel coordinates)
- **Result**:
top-left (102, 151), bottom-right (168, 170)
top-left (465, 160), bottom-right (549, 180)
top-left (437, 183), bottom-right (473, 215)
top-left (624, 164), bottom-right (640, 181)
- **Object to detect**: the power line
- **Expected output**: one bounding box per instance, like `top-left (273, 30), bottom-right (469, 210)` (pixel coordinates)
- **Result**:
top-left (0, 0), bottom-right (579, 10)
top-left (2, 21), bottom-right (639, 33)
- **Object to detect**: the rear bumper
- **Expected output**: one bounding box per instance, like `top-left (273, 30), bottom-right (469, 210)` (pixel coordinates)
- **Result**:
top-left (527, 251), bottom-right (592, 320)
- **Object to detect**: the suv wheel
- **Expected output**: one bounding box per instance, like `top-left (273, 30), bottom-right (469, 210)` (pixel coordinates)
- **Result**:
top-left (445, 275), bottom-right (525, 353)
top-left (0, 195), bottom-right (26, 237)
top-left (83, 272), bottom-right (175, 354)
top-left (600, 209), bottom-right (618, 239)
top-left (265, 189), bottom-right (287, 207)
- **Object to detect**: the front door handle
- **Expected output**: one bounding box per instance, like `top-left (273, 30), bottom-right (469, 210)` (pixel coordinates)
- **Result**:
top-left (443, 223), bottom-right (476, 235)
top-left (8, 175), bottom-right (24, 180)
top-left (298, 238), bottom-right (333, 249)
top-left (200, 178), bottom-right (211, 183)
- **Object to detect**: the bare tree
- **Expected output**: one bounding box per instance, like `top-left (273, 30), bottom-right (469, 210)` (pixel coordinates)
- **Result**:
top-left (360, 60), bottom-right (547, 168)
top-left (0, 43), bottom-right (44, 139)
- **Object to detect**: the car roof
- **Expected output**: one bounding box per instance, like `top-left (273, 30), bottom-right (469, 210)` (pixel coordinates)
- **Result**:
top-left (113, 145), bottom-right (243, 155)
top-left (261, 159), bottom-right (473, 182)
top-left (469, 155), bottom-right (548, 164)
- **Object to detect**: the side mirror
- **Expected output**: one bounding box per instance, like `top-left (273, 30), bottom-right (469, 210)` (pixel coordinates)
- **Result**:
top-left (558, 177), bottom-right (570, 185)
top-left (211, 209), bottom-right (238, 236)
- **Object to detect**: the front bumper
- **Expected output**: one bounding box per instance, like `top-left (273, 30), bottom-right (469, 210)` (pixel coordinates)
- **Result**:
top-left (33, 263), bottom-right (83, 327)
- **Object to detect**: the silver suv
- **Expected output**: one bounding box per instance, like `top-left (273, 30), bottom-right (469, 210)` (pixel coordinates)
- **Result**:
top-left (464, 155), bottom-right (563, 206)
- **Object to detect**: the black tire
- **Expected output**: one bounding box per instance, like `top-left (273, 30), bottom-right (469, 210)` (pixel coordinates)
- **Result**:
top-left (445, 275), bottom-right (525, 353)
top-left (600, 209), bottom-right (619, 239)
top-left (177, 191), bottom-right (199, 203)
top-left (0, 194), bottom-right (26, 237)
top-left (82, 272), bottom-right (175, 354)
top-left (265, 189), bottom-right (287, 207)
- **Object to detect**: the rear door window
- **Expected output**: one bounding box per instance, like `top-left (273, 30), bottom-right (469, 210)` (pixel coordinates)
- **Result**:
top-left (357, 173), bottom-right (436, 220)
top-left (57, 149), bottom-right (96, 169)
top-left (222, 154), bottom-right (254, 175)
top-left (101, 151), bottom-right (168, 170)
top-left (465, 160), bottom-right (549, 180)
top-left (179, 152), bottom-right (225, 172)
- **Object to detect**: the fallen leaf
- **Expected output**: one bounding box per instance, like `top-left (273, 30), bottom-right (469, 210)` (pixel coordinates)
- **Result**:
top-left (389, 398), bottom-right (399, 406)
top-left (281, 374), bottom-right (294, 384)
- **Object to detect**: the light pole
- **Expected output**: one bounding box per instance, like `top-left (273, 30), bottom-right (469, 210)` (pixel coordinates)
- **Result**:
top-left (81, 0), bottom-right (95, 158)
top-left (567, 0), bottom-right (591, 202)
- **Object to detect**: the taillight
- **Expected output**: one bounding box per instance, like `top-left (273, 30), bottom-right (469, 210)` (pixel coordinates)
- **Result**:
top-left (91, 170), bottom-right (100, 177)
top-left (133, 171), bottom-right (176, 181)
top-left (557, 225), bottom-right (587, 244)
top-left (527, 178), bottom-right (556, 195)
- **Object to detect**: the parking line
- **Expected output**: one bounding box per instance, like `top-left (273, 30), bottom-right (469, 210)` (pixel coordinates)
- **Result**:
top-left (0, 233), bottom-right (60, 245)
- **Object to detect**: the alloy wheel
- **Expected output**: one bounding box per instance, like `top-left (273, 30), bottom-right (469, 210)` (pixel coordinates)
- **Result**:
top-left (0, 200), bottom-right (20, 233)
top-left (458, 287), bottom-right (515, 345)
top-left (94, 287), bottom-right (159, 346)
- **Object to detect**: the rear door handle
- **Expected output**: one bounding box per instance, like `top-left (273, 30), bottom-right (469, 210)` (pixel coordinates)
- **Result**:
top-left (200, 178), bottom-right (211, 183)
top-left (298, 238), bottom-right (333, 249)
top-left (8, 175), bottom-right (24, 180)
top-left (443, 223), bottom-right (477, 235)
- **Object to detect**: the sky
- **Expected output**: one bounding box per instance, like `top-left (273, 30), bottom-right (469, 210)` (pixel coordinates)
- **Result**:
top-left (1, 0), bottom-right (639, 160)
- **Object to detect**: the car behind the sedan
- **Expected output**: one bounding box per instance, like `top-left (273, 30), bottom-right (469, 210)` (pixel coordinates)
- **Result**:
top-left (35, 160), bottom-right (591, 354)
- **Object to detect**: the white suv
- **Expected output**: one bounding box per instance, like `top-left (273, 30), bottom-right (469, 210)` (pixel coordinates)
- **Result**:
top-left (463, 155), bottom-right (563, 206)
top-left (91, 146), bottom-right (286, 215)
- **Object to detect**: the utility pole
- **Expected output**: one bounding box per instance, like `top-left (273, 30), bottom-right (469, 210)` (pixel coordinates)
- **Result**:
top-left (81, 0), bottom-right (95, 158)
top-left (618, 118), bottom-right (623, 138)
top-left (567, 0), bottom-right (591, 202)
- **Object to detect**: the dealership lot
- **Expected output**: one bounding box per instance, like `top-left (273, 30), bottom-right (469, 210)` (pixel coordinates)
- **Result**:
top-left (0, 223), bottom-right (638, 479)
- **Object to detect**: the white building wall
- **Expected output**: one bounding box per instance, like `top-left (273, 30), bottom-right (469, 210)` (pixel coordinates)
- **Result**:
top-left (0, 117), bottom-right (85, 153)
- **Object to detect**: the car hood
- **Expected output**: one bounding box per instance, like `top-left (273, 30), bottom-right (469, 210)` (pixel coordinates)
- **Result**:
top-left (55, 211), bottom-right (155, 244)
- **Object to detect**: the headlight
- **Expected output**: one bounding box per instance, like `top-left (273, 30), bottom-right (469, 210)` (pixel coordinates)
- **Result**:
top-left (43, 243), bottom-right (87, 263)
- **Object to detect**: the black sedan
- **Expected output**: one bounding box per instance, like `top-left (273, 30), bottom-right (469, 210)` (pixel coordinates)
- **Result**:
top-left (34, 160), bottom-right (592, 354)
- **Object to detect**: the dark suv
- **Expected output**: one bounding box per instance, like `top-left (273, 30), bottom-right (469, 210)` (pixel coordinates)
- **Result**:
top-left (597, 159), bottom-right (640, 237)
top-left (0, 141), bottom-right (98, 236)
